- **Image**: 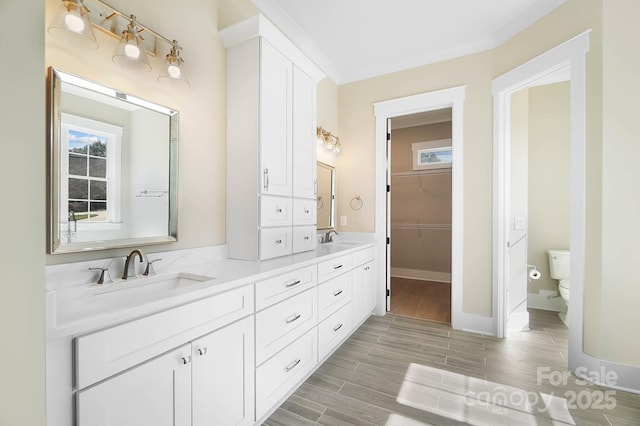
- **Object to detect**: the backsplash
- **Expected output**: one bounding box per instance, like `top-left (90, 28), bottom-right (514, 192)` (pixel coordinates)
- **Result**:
top-left (46, 245), bottom-right (228, 291)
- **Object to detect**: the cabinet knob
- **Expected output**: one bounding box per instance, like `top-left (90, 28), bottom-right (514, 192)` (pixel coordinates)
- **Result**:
top-left (198, 347), bottom-right (208, 356)
top-left (182, 356), bottom-right (192, 365)
top-left (275, 239), bottom-right (282, 244)
top-left (276, 208), bottom-right (283, 213)
top-left (284, 358), bottom-right (301, 373)
top-left (304, 236), bottom-right (310, 240)
top-left (304, 209), bottom-right (310, 214)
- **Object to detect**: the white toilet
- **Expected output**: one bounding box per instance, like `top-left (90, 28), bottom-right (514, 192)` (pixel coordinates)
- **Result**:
top-left (547, 249), bottom-right (570, 326)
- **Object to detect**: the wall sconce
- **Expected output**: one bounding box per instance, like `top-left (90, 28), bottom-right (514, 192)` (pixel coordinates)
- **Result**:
top-left (317, 126), bottom-right (341, 155)
top-left (48, 0), bottom-right (190, 88)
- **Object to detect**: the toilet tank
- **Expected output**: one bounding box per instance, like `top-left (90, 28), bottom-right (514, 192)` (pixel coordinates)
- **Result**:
top-left (547, 249), bottom-right (570, 280)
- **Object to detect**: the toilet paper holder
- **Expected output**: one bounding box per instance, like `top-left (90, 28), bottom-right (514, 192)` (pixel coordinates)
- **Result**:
top-left (527, 264), bottom-right (541, 280)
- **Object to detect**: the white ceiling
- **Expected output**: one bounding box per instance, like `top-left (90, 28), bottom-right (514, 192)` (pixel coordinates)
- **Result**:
top-left (252, 0), bottom-right (567, 84)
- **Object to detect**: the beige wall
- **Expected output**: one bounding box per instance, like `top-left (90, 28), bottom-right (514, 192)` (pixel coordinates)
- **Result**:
top-left (598, 0), bottom-right (640, 365)
top-left (0, 1), bottom-right (46, 425)
top-left (336, 0), bottom-right (602, 321)
top-left (528, 83), bottom-right (570, 295)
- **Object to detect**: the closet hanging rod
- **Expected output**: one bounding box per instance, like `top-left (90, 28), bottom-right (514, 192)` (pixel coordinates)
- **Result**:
top-left (391, 223), bottom-right (451, 230)
top-left (391, 169), bottom-right (451, 177)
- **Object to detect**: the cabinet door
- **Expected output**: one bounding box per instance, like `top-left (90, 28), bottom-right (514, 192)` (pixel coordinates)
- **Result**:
top-left (192, 316), bottom-right (254, 426)
top-left (260, 39), bottom-right (292, 197)
top-left (292, 65), bottom-right (317, 199)
top-left (76, 345), bottom-right (191, 426)
top-left (352, 261), bottom-right (376, 326)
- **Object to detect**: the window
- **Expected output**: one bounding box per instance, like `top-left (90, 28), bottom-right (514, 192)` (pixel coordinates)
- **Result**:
top-left (60, 113), bottom-right (122, 231)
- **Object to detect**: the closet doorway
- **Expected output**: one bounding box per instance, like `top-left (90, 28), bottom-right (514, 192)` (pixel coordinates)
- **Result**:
top-left (388, 109), bottom-right (452, 324)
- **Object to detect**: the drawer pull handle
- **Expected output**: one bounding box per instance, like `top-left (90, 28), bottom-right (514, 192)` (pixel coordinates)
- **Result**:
top-left (198, 347), bottom-right (208, 356)
top-left (333, 264), bottom-right (343, 270)
top-left (333, 289), bottom-right (343, 297)
top-left (276, 208), bottom-right (282, 213)
top-left (333, 323), bottom-right (343, 332)
top-left (285, 358), bottom-right (301, 372)
top-left (182, 356), bottom-right (192, 365)
top-left (276, 239), bottom-right (282, 244)
top-left (285, 313), bottom-right (301, 323)
top-left (264, 168), bottom-right (269, 190)
top-left (285, 279), bottom-right (301, 288)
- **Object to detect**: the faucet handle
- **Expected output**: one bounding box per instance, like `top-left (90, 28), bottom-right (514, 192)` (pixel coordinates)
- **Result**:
top-left (89, 267), bottom-right (112, 285)
top-left (143, 258), bottom-right (163, 276)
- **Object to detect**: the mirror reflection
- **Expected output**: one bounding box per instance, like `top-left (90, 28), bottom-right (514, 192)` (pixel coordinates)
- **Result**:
top-left (48, 67), bottom-right (178, 253)
top-left (316, 162), bottom-right (335, 229)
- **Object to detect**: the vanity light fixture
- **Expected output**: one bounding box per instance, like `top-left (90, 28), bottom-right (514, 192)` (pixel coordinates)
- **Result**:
top-left (157, 40), bottom-right (190, 88)
top-left (48, 0), bottom-right (98, 49)
top-left (112, 15), bottom-right (151, 71)
top-left (317, 126), bottom-right (341, 155)
top-left (48, 0), bottom-right (190, 87)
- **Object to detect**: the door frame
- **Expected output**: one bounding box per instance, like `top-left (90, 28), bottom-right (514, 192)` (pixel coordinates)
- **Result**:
top-left (492, 32), bottom-right (589, 353)
top-left (374, 86), bottom-right (479, 332)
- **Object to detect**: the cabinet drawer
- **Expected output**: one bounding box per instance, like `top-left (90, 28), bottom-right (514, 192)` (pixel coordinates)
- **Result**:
top-left (255, 327), bottom-right (317, 420)
top-left (255, 288), bottom-right (317, 365)
top-left (292, 226), bottom-right (317, 253)
top-left (255, 265), bottom-right (317, 311)
top-left (292, 198), bottom-right (316, 225)
top-left (75, 284), bottom-right (253, 390)
top-left (352, 245), bottom-right (375, 267)
top-left (318, 302), bottom-right (352, 361)
top-left (317, 254), bottom-right (352, 283)
top-left (318, 272), bottom-right (351, 321)
top-left (260, 196), bottom-right (292, 227)
top-left (259, 227), bottom-right (292, 260)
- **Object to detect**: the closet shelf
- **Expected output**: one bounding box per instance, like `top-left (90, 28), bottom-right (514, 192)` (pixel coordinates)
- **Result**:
top-left (391, 223), bottom-right (451, 230)
top-left (391, 169), bottom-right (451, 177)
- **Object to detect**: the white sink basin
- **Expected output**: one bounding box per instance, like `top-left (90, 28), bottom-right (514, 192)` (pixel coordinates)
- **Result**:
top-left (92, 272), bottom-right (214, 297)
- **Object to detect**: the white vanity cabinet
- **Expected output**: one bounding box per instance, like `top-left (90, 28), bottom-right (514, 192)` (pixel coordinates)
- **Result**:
top-left (223, 15), bottom-right (323, 261)
top-left (74, 285), bottom-right (255, 426)
top-left (76, 344), bottom-right (192, 426)
top-left (352, 246), bottom-right (377, 327)
top-left (77, 317), bottom-right (254, 426)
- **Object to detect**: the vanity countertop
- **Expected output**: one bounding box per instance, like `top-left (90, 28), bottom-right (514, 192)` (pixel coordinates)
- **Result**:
top-left (47, 241), bottom-right (375, 340)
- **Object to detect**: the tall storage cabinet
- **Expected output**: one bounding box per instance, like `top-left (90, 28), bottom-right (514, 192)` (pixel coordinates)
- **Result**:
top-left (223, 15), bottom-right (324, 261)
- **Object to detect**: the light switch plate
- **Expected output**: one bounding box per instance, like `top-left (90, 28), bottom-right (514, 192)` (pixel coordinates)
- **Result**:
top-left (340, 216), bottom-right (347, 226)
top-left (514, 216), bottom-right (526, 230)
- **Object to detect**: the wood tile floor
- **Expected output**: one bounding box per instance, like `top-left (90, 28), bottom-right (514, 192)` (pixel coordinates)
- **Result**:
top-left (389, 278), bottom-right (451, 324)
top-left (264, 309), bottom-right (640, 426)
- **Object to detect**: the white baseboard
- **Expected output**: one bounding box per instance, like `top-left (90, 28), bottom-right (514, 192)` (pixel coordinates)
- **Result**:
top-left (527, 289), bottom-right (567, 312)
top-left (453, 312), bottom-right (495, 336)
top-left (391, 267), bottom-right (451, 283)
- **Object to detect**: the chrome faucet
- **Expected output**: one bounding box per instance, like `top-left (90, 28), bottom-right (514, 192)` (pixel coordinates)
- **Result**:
top-left (122, 249), bottom-right (145, 280)
top-left (322, 230), bottom-right (339, 243)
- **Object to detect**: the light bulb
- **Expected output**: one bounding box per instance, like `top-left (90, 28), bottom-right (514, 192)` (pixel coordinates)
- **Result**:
top-left (124, 44), bottom-right (141, 59)
top-left (333, 146), bottom-right (341, 154)
top-left (167, 64), bottom-right (181, 78)
top-left (64, 12), bottom-right (85, 33)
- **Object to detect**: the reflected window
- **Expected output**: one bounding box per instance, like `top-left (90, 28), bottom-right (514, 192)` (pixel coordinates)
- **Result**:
top-left (67, 129), bottom-right (109, 221)
top-left (60, 113), bottom-right (122, 240)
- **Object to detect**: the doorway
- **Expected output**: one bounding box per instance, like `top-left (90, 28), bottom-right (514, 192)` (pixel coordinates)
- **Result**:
top-left (492, 32), bottom-right (589, 377)
top-left (388, 109), bottom-right (453, 324)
